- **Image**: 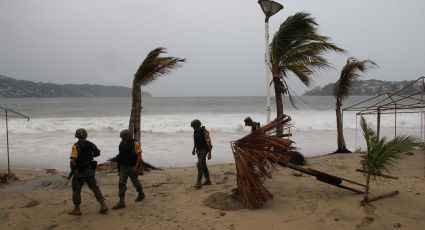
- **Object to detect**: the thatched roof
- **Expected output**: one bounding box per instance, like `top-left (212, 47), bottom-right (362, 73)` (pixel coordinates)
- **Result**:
top-left (231, 115), bottom-right (302, 209)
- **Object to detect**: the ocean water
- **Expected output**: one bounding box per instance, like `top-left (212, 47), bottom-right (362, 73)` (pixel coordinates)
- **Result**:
top-left (0, 96), bottom-right (423, 170)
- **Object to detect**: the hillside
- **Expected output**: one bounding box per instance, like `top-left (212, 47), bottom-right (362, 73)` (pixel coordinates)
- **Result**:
top-left (303, 79), bottom-right (422, 96)
top-left (0, 75), bottom-right (151, 98)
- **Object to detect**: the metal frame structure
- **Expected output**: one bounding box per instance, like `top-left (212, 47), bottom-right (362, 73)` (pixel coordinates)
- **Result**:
top-left (0, 105), bottom-right (30, 183)
top-left (343, 76), bottom-right (425, 139)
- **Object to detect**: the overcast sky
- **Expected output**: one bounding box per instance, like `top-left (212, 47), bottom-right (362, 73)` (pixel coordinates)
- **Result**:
top-left (1, 0), bottom-right (424, 97)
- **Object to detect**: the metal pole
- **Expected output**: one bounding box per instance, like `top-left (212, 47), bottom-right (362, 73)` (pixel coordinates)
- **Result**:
top-left (355, 114), bottom-right (358, 151)
top-left (394, 105), bottom-right (397, 138)
top-left (265, 18), bottom-right (271, 123)
top-left (6, 109), bottom-right (10, 183)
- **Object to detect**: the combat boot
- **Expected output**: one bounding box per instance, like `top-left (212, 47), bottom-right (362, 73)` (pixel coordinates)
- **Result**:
top-left (194, 178), bottom-right (202, 190)
top-left (68, 205), bottom-right (81, 215)
top-left (112, 198), bottom-right (126, 210)
top-left (202, 178), bottom-right (212, 186)
top-left (135, 192), bottom-right (145, 202)
top-left (99, 200), bottom-right (108, 214)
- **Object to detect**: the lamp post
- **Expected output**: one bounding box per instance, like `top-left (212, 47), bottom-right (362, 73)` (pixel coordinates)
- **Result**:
top-left (258, 0), bottom-right (283, 123)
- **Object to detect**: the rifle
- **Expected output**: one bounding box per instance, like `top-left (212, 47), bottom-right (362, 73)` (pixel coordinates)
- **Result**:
top-left (65, 165), bottom-right (76, 185)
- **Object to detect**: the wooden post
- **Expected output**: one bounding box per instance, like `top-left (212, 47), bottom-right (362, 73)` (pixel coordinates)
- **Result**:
top-left (5, 109), bottom-right (10, 183)
top-left (377, 109), bottom-right (381, 139)
top-left (355, 114), bottom-right (358, 151)
top-left (394, 105), bottom-right (397, 137)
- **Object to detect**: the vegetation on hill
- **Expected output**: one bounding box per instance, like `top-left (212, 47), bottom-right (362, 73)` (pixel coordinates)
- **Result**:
top-left (304, 79), bottom-right (421, 96)
top-left (0, 75), bottom-right (151, 98)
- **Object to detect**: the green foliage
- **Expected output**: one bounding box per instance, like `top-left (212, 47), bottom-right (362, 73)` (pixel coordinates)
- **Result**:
top-left (360, 116), bottom-right (421, 183)
top-left (333, 58), bottom-right (378, 100)
top-left (269, 12), bottom-right (345, 105)
top-left (134, 47), bottom-right (186, 86)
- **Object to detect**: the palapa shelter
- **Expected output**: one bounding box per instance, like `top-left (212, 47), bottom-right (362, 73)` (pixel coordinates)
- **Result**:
top-left (0, 105), bottom-right (30, 183)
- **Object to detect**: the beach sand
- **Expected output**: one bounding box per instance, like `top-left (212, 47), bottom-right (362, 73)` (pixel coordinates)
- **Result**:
top-left (1, 150), bottom-right (425, 230)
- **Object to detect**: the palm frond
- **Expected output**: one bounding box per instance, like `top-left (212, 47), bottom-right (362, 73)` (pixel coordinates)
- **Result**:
top-left (334, 58), bottom-right (378, 99)
top-left (360, 116), bottom-right (377, 153)
top-left (270, 12), bottom-right (345, 92)
top-left (360, 116), bottom-right (421, 182)
top-left (283, 80), bottom-right (298, 109)
top-left (134, 47), bottom-right (186, 86)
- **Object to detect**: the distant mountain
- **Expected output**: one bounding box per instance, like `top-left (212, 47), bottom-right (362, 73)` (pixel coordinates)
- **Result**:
top-left (0, 75), bottom-right (152, 98)
top-left (303, 79), bottom-right (422, 96)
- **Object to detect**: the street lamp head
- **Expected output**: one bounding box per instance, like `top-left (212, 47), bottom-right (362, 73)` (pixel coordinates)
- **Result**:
top-left (258, 0), bottom-right (283, 21)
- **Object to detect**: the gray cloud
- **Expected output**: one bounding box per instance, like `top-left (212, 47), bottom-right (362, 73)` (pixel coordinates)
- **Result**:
top-left (1, 0), bottom-right (424, 96)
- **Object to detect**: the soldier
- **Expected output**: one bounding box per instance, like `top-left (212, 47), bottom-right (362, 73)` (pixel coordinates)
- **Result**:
top-left (191, 119), bottom-right (213, 190)
top-left (112, 129), bottom-right (145, 210)
top-left (68, 128), bottom-right (108, 215)
top-left (244, 117), bottom-right (261, 133)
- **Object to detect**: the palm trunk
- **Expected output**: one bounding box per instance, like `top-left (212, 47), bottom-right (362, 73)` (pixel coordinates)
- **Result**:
top-left (273, 76), bottom-right (284, 137)
top-left (364, 173), bottom-right (371, 203)
top-left (129, 80), bottom-right (151, 173)
top-left (335, 97), bottom-right (351, 153)
top-left (129, 81), bottom-right (142, 143)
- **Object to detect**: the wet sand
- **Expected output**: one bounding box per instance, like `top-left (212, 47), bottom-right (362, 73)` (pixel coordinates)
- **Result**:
top-left (1, 150), bottom-right (425, 230)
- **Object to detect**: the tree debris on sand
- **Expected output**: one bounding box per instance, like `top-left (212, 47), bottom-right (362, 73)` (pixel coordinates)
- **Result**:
top-left (0, 172), bottom-right (18, 183)
top-left (97, 158), bottom-right (161, 174)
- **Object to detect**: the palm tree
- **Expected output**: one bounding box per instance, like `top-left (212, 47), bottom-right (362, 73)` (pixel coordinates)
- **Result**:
top-left (360, 116), bottom-right (421, 203)
top-left (333, 58), bottom-right (377, 153)
top-left (129, 47), bottom-right (186, 143)
top-left (269, 12), bottom-right (345, 136)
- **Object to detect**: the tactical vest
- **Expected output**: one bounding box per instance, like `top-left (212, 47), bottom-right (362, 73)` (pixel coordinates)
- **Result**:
top-left (118, 140), bottom-right (137, 166)
top-left (75, 140), bottom-right (94, 169)
top-left (252, 122), bottom-right (261, 132)
top-left (194, 126), bottom-right (209, 150)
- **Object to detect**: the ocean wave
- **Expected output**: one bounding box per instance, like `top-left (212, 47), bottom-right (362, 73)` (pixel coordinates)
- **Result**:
top-left (0, 111), bottom-right (422, 134)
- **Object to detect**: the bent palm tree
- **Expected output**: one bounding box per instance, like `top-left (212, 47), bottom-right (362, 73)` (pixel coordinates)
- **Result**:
top-left (334, 58), bottom-right (377, 153)
top-left (360, 116), bottom-right (421, 203)
top-left (129, 47), bottom-right (186, 143)
top-left (269, 12), bottom-right (345, 136)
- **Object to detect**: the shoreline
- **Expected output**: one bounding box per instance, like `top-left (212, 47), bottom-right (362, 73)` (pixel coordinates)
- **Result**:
top-left (0, 151), bottom-right (339, 173)
top-left (1, 151), bottom-right (424, 229)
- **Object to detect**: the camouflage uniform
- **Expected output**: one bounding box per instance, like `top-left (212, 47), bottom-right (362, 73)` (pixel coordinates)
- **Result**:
top-left (196, 148), bottom-right (210, 180)
top-left (112, 136), bottom-right (145, 210)
top-left (68, 130), bottom-right (108, 215)
top-left (72, 167), bottom-right (105, 205)
top-left (118, 165), bottom-right (144, 198)
top-left (191, 122), bottom-right (212, 189)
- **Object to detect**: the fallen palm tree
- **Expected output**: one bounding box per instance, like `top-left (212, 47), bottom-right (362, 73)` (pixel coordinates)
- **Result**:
top-left (231, 115), bottom-right (365, 209)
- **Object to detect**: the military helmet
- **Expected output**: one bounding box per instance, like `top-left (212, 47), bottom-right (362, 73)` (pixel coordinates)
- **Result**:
top-left (190, 119), bottom-right (201, 128)
top-left (75, 128), bottom-right (88, 139)
top-left (120, 129), bottom-right (133, 140)
top-left (244, 117), bottom-right (253, 126)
